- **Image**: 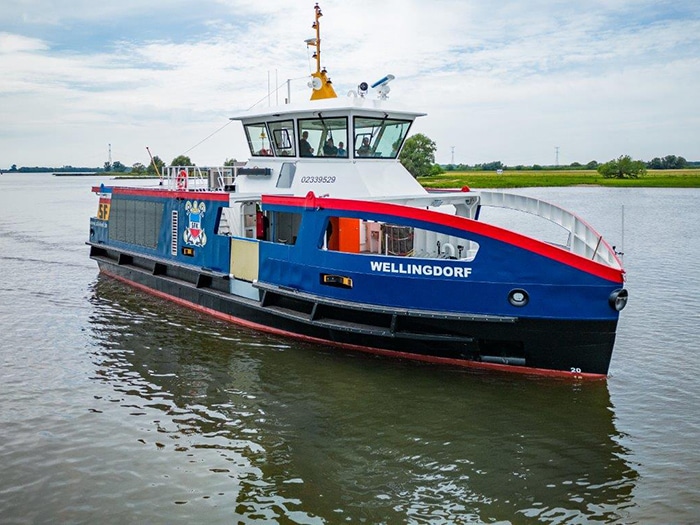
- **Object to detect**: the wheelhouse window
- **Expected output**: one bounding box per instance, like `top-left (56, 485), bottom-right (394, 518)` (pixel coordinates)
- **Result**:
top-left (298, 117), bottom-right (349, 158)
top-left (353, 117), bottom-right (412, 158)
top-left (244, 123), bottom-right (273, 157)
top-left (268, 120), bottom-right (296, 157)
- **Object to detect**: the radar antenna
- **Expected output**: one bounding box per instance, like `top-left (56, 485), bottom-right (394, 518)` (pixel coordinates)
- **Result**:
top-left (371, 74), bottom-right (395, 99)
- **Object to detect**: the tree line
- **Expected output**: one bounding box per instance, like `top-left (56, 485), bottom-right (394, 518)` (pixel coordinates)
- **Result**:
top-left (4, 164), bottom-right (102, 173)
top-left (2, 155), bottom-right (239, 174)
top-left (104, 155), bottom-right (238, 175)
top-left (399, 133), bottom-right (700, 178)
top-left (397, 134), bottom-right (696, 179)
top-left (3, 141), bottom-right (695, 179)
top-left (441, 155), bottom-right (693, 174)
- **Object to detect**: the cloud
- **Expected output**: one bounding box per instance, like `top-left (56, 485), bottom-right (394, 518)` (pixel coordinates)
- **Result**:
top-left (1, 0), bottom-right (699, 167)
top-left (0, 32), bottom-right (48, 53)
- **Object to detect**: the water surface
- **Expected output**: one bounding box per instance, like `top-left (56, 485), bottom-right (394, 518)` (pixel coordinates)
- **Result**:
top-left (0, 174), bottom-right (698, 523)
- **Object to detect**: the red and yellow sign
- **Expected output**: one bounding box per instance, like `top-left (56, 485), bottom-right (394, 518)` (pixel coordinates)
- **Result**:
top-left (97, 197), bottom-right (111, 220)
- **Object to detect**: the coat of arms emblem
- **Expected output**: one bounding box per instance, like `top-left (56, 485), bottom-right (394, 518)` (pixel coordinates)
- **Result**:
top-left (183, 200), bottom-right (207, 247)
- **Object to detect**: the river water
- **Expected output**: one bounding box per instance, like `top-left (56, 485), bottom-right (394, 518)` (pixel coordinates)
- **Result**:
top-left (0, 173), bottom-right (698, 524)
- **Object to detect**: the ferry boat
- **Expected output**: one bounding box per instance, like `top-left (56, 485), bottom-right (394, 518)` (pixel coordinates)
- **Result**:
top-left (88, 4), bottom-right (628, 378)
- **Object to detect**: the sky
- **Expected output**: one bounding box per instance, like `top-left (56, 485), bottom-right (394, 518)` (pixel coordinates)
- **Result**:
top-left (1, 0), bottom-right (699, 168)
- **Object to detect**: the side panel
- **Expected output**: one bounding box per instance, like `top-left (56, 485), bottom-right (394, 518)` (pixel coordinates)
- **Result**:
top-left (90, 189), bottom-right (231, 274)
top-left (231, 238), bottom-right (259, 281)
top-left (257, 203), bottom-right (623, 322)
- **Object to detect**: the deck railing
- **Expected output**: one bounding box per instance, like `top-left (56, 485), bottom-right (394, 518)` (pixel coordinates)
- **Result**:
top-left (161, 165), bottom-right (239, 191)
top-left (477, 191), bottom-right (621, 269)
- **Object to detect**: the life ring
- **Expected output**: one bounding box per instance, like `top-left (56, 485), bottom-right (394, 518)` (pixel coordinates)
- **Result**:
top-left (176, 169), bottom-right (188, 190)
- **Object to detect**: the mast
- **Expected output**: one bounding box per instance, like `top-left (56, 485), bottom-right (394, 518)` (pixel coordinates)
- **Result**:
top-left (307, 3), bottom-right (337, 100)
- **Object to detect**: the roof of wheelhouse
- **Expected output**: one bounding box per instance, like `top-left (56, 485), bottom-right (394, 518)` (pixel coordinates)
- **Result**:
top-left (229, 95), bottom-right (426, 123)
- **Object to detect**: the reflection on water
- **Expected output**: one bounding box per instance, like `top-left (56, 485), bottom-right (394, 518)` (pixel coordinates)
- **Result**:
top-left (89, 276), bottom-right (637, 523)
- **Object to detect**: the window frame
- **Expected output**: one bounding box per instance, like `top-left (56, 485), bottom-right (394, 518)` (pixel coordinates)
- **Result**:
top-left (297, 116), bottom-right (349, 158)
top-left (267, 119), bottom-right (296, 157)
top-left (243, 122), bottom-right (274, 157)
top-left (352, 116), bottom-right (413, 159)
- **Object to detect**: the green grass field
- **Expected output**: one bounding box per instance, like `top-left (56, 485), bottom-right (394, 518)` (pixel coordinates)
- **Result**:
top-left (418, 169), bottom-right (700, 189)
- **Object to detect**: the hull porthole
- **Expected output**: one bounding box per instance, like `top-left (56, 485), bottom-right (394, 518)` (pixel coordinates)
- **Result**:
top-left (508, 289), bottom-right (529, 307)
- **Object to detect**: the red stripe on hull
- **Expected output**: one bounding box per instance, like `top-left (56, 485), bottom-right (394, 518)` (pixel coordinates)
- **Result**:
top-left (93, 186), bottom-right (230, 201)
top-left (100, 268), bottom-right (607, 381)
top-left (263, 194), bottom-right (624, 283)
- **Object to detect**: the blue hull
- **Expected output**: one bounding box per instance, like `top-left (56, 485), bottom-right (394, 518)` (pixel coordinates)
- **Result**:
top-left (88, 187), bottom-right (625, 378)
top-left (89, 244), bottom-right (618, 377)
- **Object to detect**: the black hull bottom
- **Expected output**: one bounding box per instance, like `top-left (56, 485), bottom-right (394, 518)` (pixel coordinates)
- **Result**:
top-left (90, 248), bottom-right (617, 378)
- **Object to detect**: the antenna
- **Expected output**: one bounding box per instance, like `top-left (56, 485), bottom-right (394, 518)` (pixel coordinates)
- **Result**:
top-left (312, 3), bottom-right (322, 75)
top-left (306, 3), bottom-right (337, 100)
top-left (108, 143), bottom-right (112, 167)
top-left (146, 146), bottom-right (163, 183)
top-left (555, 146), bottom-right (559, 166)
top-left (619, 204), bottom-right (625, 259)
top-left (612, 205), bottom-right (625, 260)
top-left (451, 146), bottom-right (455, 164)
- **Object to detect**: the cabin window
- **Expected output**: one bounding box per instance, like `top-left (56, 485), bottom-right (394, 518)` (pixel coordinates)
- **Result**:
top-left (268, 120), bottom-right (296, 157)
top-left (269, 211), bottom-right (302, 245)
top-left (353, 117), bottom-right (412, 159)
top-left (217, 204), bottom-right (300, 244)
top-left (322, 217), bottom-right (479, 261)
top-left (244, 123), bottom-right (274, 156)
top-left (297, 117), bottom-right (349, 158)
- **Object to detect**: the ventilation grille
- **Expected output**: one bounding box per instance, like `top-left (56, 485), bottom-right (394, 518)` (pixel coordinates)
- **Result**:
top-left (171, 211), bottom-right (178, 256)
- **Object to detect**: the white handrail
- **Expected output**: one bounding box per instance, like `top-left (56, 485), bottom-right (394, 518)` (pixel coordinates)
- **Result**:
top-left (162, 166), bottom-right (237, 191)
top-left (477, 191), bottom-right (621, 269)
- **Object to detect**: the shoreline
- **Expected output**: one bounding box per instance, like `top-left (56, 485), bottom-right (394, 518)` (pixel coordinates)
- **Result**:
top-left (418, 169), bottom-right (700, 189)
top-left (3, 169), bottom-right (699, 189)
